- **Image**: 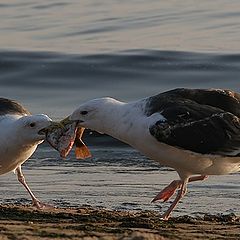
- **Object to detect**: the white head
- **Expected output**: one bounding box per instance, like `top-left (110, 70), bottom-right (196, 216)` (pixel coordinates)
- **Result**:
top-left (15, 114), bottom-right (52, 145)
top-left (70, 97), bottom-right (121, 133)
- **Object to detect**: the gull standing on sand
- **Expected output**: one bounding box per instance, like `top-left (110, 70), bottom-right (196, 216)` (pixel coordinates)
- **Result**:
top-left (70, 88), bottom-right (240, 220)
top-left (0, 98), bottom-right (52, 208)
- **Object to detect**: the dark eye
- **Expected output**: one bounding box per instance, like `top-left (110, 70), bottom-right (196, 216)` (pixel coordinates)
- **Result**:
top-left (81, 111), bottom-right (88, 115)
top-left (30, 122), bottom-right (36, 127)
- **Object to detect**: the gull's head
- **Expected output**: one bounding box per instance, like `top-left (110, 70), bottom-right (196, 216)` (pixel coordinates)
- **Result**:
top-left (16, 114), bottom-right (52, 144)
top-left (70, 97), bottom-right (119, 132)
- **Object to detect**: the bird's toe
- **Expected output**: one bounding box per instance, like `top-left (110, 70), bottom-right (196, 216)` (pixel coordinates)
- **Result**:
top-left (32, 199), bottom-right (56, 210)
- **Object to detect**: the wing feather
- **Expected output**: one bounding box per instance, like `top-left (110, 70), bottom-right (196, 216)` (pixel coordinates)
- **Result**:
top-left (148, 89), bottom-right (240, 156)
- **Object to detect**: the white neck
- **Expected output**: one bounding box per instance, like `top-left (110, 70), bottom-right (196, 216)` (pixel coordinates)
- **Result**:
top-left (93, 99), bottom-right (147, 145)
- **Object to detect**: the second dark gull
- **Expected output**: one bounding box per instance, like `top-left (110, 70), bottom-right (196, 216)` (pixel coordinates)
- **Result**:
top-left (70, 88), bottom-right (240, 220)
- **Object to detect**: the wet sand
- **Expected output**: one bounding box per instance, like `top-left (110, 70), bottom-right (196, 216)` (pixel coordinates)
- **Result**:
top-left (0, 204), bottom-right (239, 240)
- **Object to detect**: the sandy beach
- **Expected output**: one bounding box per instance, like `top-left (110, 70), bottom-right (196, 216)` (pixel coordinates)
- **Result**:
top-left (0, 204), bottom-right (239, 240)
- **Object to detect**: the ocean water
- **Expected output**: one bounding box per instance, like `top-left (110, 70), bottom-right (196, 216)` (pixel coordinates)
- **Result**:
top-left (0, 0), bottom-right (239, 217)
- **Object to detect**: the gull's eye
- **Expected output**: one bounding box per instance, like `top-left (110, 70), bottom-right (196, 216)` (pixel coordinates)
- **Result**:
top-left (81, 111), bottom-right (88, 115)
top-left (29, 122), bottom-right (36, 128)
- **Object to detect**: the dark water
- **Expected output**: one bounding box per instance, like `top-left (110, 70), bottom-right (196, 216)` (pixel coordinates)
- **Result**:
top-left (0, 0), bottom-right (239, 216)
top-left (0, 50), bottom-right (239, 118)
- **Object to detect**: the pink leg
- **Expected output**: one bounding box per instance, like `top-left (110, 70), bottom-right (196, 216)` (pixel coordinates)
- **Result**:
top-left (16, 166), bottom-right (54, 209)
top-left (161, 179), bottom-right (188, 220)
top-left (189, 175), bottom-right (208, 182)
top-left (151, 175), bottom-right (208, 203)
top-left (151, 179), bottom-right (182, 203)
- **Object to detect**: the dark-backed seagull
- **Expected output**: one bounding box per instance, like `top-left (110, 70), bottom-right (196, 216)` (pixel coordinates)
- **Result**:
top-left (70, 88), bottom-right (240, 220)
top-left (0, 98), bottom-right (52, 208)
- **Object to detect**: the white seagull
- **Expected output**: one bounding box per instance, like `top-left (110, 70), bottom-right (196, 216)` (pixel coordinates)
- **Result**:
top-left (0, 98), bottom-right (52, 208)
top-left (70, 88), bottom-right (240, 220)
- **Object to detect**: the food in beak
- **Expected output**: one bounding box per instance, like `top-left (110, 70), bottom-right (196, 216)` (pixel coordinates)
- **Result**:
top-left (44, 116), bottom-right (91, 159)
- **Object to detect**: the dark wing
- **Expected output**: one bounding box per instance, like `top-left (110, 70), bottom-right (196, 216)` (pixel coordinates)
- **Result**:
top-left (148, 89), bottom-right (240, 156)
top-left (0, 98), bottom-right (30, 116)
top-left (146, 88), bottom-right (240, 117)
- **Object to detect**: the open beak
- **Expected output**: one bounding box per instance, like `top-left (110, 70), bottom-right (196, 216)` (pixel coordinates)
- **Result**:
top-left (38, 122), bottom-right (60, 136)
top-left (59, 116), bottom-right (76, 125)
top-left (38, 128), bottom-right (47, 136)
top-left (71, 120), bottom-right (83, 128)
top-left (38, 116), bottom-right (77, 136)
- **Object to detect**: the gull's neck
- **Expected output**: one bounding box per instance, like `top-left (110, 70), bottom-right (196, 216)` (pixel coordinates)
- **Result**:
top-left (0, 115), bottom-right (22, 139)
top-left (95, 99), bottom-right (147, 145)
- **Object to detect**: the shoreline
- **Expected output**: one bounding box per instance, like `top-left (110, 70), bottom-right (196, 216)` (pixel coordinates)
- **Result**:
top-left (0, 204), bottom-right (239, 239)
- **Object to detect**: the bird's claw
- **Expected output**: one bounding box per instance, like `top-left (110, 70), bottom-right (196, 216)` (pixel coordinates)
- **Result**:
top-left (159, 216), bottom-right (169, 221)
top-left (32, 199), bottom-right (56, 210)
top-left (151, 187), bottom-right (177, 203)
top-left (151, 189), bottom-right (175, 203)
top-left (151, 180), bottom-right (181, 203)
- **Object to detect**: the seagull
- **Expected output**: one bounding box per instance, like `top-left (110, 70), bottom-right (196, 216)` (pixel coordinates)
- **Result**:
top-left (69, 88), bottom-right (240, 220)
top-left (0, 98), bottom-right (52, 209)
